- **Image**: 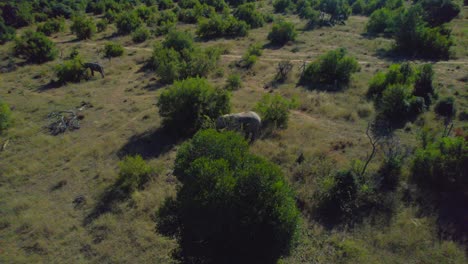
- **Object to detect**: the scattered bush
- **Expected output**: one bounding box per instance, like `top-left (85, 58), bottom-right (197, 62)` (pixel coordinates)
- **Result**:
top-left (71, 15), bottom-right (96, 40)
top-left (157, 77), bottom-right (230, 134)
top-left (413, 64), bottom-right (435, 105)
top-left (351, 0), bottom-right (365, 14)
top-left (159, 129), bottom-right (300, 263)
top-left (104, 42), bottom-right (124, 58)
top-left (96, 19), bottom-right (108, 32)
top-left (117, 155), bottom-right (153, 193)
top-left (435, 97), bottom-right (456, 119)
top-left (116, 12), bottom-right (142, 35)
top-left (196, 14), bottom-right (249, 39)
top-left (14, 31), bottom-right (57, 63)
top-left (233, 3), bottom-right (265, 28)
top-left (366, 8), bottom-right (398, 35)
top-left (379, 85), bottom-right (417, 124)
top-left (268, 20), bottom-right (297, 46)
top-left (255, 94), bottom-right (298, 129)
top-left (240, 43), bottom-right (262, 68)
top-left (132, 27), bottom-right (151, 43)
top-left (55, 56), bottom-right (87, 84)
top-left (37, 18), bottom-right (65, 36)
top-left (319, 0), bottom-right (351, 24)
top-left (163, 30), bottom-right (194, 52)
top-left (274, 0), bottom-right (294, 13)
top-left (0, 20), bottom-right (15, 43)
top-left (300, 48), bottom-right (360, 90)
top-left (1, 2), bottom-right (34, 28)
top-left (225, 73), bottom-right (242, 90)
top-left (0, 100), bottom-right (12, 134)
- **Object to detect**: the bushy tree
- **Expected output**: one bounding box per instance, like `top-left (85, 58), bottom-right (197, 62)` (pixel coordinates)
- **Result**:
top-left (417, 0), bottom-right (460, 27)
top-left (319, 0), bottom-right (351, 24)
top-left (117, 155), bottom-right (153, 193)
top-left (255, 94), bottom-right (297, 129)
top-left (351, 0), bottom-right (365, 14)
top-left (163, 30), bottom-right (194, 52)
top-left (104, 42), bottom-right (124, 58)
top-left (274, 0), bottom-right (294, 13)
top-left (159, 129), bottom-right (300, 263)
top-left (379, 85), bottom-right (417, 122)
top-left (55, 56), bottom-right (88, 84)
top-left (0, 100), bottom-right (12, 134)
top-left (132, 27), bottom-right (151, 43)
top-left (1, 2), bottom-right (34, 28)
top-left (413, 64), bottom-right (435, 105)
top-left (233, 3), bottom-right (265, 28)
top-left (268, 20), bottom-right (297, 46)
top-left (196, 14), bottom-right (249, 39)
top-left (14, 31), bottom-right (57, 63)
top-left (70, 15), bottom-right (96, 40)
top-left (367, 63), bottom-right (415, 101)
top-left (157, 78), bottom-right (230, 134)
top-left (300, 48), bottom-right (360, 90)
top-left (366, 8), bottom-right (399, 35)
top-left (37, 18), bottom-right (65, 36)
top-left (0, 19), bottom-right (15, 44)
top-left (116, 12), bottom-right (142, 35)
top-left (435, 97), bottom-right (456, 119)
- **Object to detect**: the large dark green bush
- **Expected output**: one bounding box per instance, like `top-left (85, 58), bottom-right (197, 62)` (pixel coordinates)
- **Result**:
top-left (104, 42), bottom-right (124, 58)
top-left (0, 19), bottom-right (15, 43)
top-left (157, 78), bottom-right (230, 134)
top-left (196, 14), bottom-right (249, 39)
top-left (132, 27), bottom-right (151, 43)
top-left (14, 31), bottom-right (57, 63)
top-left (163, 30), bottom-right (194, 52)
top-left (0, 100), bottom-right (12, 134)
top-left (37, 18), bottom-right (65, 36)
top-left (413, 64), bottom-right (435, 105)
top-left (274, 0), bottom-right (294, 13)
top-left (412, 136), bottom-right (467, 193)
top-left (268, 20), bottom-right (297, 46)
top-left (117, 155), bottom-right (153, 193)
top-left (159, 129), bottom-right (300, 263)
top-left (116, 12), bottom-right (142, 35)
top-left (55, 56), bottom-right (88, 84)
top-left (96, 19), bottom-right (108, 32)
top-left (1, 2), bottom-right (34, 28)
top-left (366, 8), bottom-right (399, 35)
top-left (417, 0), bottom-right (460, 27)
top-left (70, 15), bottom-right (96, 40)
top-left (233, 3), bottom-right (264, 28)
top-left (379, 85), bottom-right (417, 122)
top-left (319, 0), bottom-right (351, 24)
top-left (367, 63), bottom-right (415, 101)
top-left (435, 97), bottom-right (456, 119)
top-left (300, 48), bottom-right (360, 90)
top-left (255, 94), bottom-right (297, 129)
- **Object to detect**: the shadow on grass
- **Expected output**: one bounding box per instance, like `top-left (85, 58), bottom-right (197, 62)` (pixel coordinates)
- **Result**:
top-left (118, 126), bottom-right (181, 159)
top-left (37, 80), bottom-right (61, 92)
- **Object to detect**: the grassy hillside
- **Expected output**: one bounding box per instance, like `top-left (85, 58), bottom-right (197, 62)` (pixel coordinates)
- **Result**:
top-left (0, 1), bottom-right (467, 263)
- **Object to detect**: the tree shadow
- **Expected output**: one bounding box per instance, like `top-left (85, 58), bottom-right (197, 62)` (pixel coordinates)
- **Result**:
top-left (118, 126), bottom-right (181, 159)
top-left (37, 80), bottom-right (61, 92)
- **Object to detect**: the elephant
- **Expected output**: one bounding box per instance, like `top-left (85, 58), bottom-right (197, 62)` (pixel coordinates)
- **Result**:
top-left (216, 111), bottom-right (262, 142)
top-left (82, 62), bottom-right (105, 78)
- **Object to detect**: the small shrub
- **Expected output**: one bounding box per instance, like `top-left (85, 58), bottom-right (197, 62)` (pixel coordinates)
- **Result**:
top-left (116, 12), bottom-right (142, 35)
top-left (379, 85), bottom-right (414, 123)
top-left (14, 31), bottom-right (57, 63)
top-left (117, 155), bottom-right (153, 193)
top-left (226, 73), bottom-right (242, 90)
top-left (255, 94), bottom-right (297, 129)
top-left (435, 97), bottom-right (456, 119)
top-left (0, 100), bottom-right (12, 134)
top-left (70, 15), bottom-right (96, 40)
top-left (157, 77), bottom-right (230, 135)
top-left (104, 42), bottom-right (124, 58)
top-left (37, 18), bottom-right (65, 36)
top-left (132, 27), bottom-right (151, 43)
top-left (268, 20), bottom-right (297, 46)
top-left (96, 19), bottom-right (108, 32)
top-left (300, 48), bottom-right (360, 90)
top-left (233, 3), bottom-right (265, 28)
top-left (55, 56), bottom-right (87, 84)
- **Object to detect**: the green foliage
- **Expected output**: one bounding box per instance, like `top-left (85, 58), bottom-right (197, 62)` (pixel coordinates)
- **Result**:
top-left (116, 12), bottom-right (142, 35)
top-left (55, 56), bottom-right (87, 84)
top-left (274, 0), bottom-right (294, 13)
top-left (0, 19), bottom-right (15, 43)
top-left (104, 42), bottom-right (124, 58)
top-left (351, 0), bottom-right (365, 14)
top-left (417, 0), bottom-right (460, 27)
top-left (240, 43), bottom-right (262, 68)
top-left (163, 30), bottom-right (194, 52)
top-left (367, 63), bottom-right (415, 100)
top-left (117, 155), bottom-right (153, 193)
top-left (319, 0), bottom-right (351, 24)
top-left (96, 19), bottom-right (108, 32)
top-left (160, 129), bottom-right (300, 263)
top-left (233, 3), bottom-right (264, 28)
top-left (414, 64), bottom-right (435, 105)
top-left (366, 8), bottom-right (399, 35)
top-left (14, 31), bottom-right (57, 64)
top-left (70, 15), bottom-right (96, 40)
top-left (196, 14), bottom-right (249, 39)
top-left (435, 97), bottom-right (456, 119)
top-left (0, 2), bottom-right (34, 28)
top-left (379, 85), bottom-right (417, 123)
top-left (132, 27), bottom-right (151, 43)
top-left (225, 73), bottom-right (242, 90)
top-left (255, 94), bottom-right (298, 129)
top-left (412, 137), bottom-right (467, 193)
top-left (0, 100), bottom-right (12, 134)
top-left (157, 78), bottom-right (230, 134)
top-left (300, 48), bottom-right (360, 90)
top-left (37, 18), bottom-right (65, 36)
top-left (268, 20), bottom-right (297, 46)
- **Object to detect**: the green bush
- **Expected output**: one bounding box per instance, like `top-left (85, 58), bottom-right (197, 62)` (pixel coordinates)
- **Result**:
top-left (418, 0), bottom-right (460, 27)
top-left (233, 3), bottom-right (264, 28)
top-left (0, 100), bottom-right (12, 134)
top-left (37, 18), bottom-right (65, 36)
top-left (226, 73), bottom-right (242, 90)
top-left (159, 129), bottom-right (300, 263)
top-left (70, 15), bottom-right (96, 40)
top-left (132, 27), bottom-right (151, 43)
top-left (412, 137), bottom-right (467, 193)
top-left (163, 30), bottom-right (194, 52)
top-left (240, 43), bottom-right (262, 68)
top-left (116, 12), bottom-right (142, 35)
top-left (104, 42), bottom-right (124, 58)
top-left (1, 2), bottom-right (34, 28)
top-left (157, 77), bottom-right (230, 134)
top-left (196, 14), bottom-right (249, 39)
top-left (0, 20), bottom-right (15, 43)
top-left (274, 0), bottom-right (294, 13)
top-left (319, 0), bottom-right (351, 24)
top-left (300, 48), bottom-right (360, 90)
top-left (55, 56), bottom-right (88, 84)
top-left (379, 85), bottom-right (415, 122)
top-left (268, 20), bottom-right (297, 46)
top-left (351, 0), bottom-right (365, 14)
top-left (255, 94), bottom-right (297, 129)
top-left (434, 97), bottom-right (456, 119)
top-left (366, 8), bottom-right (398, 35)
top-left (117, 155), bottom-right (153, 193)
top-left (96, 19), bottom-right (108, 32)
top-left (414, 64), bottom-right (435, 105)
top-left (14, 31), bottom-right (57, 64)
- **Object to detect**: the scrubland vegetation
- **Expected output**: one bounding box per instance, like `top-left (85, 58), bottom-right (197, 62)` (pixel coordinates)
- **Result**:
top-left (0, 0), bottom-right (467, 263)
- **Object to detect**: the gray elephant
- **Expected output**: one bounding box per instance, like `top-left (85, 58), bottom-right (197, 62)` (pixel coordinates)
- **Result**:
top-left (216, 111), bottom-right (262, 142)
